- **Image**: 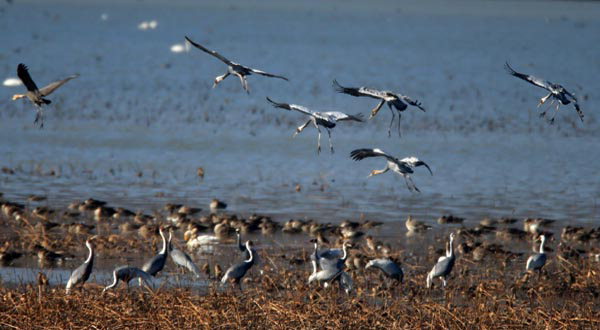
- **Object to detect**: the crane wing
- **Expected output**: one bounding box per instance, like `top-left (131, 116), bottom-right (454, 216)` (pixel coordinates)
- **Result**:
top-left (400, 157), bottom-right (433, 175)
top-left (17, 64), bottom-right (39, 92)
top-left (350, 148), bottom-right (396, 162)
top-left (333, 79), bottom-right (386, 99)
top-left (39, 74), bottom-right (79, 97)
top-left (399, 95), bottom-right (426, 111)
top-left (323, 111), bottom-right (363, 122)
top-left (266, 97), bottom-right (313, 116)
top-left (248, 67), bottom-right (289, 81)
top-left (505, 62), bottom-right (552, 91)
top-left (185, 36), bottom-right (233, 65)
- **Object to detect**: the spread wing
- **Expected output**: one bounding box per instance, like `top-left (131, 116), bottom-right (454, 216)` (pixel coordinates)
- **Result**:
top-left (323, 111), bottom-right (363, 122)
top-left (400, 157), bottom-right (433, 175)
top-left (39, 74), bottom-right (79, 96)
top-left (505, 62), bottom-right (552, 91)
top-left (399, 95), bottom-right (426, 112)
top-left (333, 79), bottom-right (387, 99)
top-left (17, 63), bottom-right (39, 92)
top-left (248, 67), bottom-right (288, 81)
top-left (350, 148), bottom-right (396, 162)
top-left (266, 97), bottom-right (313, 116)
top-left (185, 36), bottom-right (233, 65)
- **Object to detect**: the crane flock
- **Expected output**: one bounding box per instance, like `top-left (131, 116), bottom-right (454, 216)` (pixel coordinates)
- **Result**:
top-left (7, 33), bottom-right (580, 296)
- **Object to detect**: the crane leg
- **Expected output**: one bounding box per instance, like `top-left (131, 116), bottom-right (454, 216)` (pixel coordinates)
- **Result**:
top-left (549, 103), bottom-right (560, 125)
top-left (397, 112), bottom-right (402, 137)
top-left (312, 120), bottom-right (321, 154)
top-left (326, 129), bottom-right (334, 153)
top-left (34, 106), bottom-right (44, 129)
top-left (442, 277), bottom-right (447, 287)
top-left (387, 105), bottom-right (395, 138)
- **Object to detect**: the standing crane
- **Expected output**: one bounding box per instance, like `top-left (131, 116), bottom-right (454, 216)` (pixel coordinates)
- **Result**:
top-left (221, 240), bottom-right (255, 290)
top-left (65, 237), bottom-right (95, 294)
top-left (426, 233), bottom-right (456, 289)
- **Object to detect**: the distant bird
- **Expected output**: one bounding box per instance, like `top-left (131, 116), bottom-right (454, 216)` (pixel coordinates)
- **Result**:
top-left (505, 62), bottom-right (583, 124)
top-left (427, 233), bottom-right (456, 289)
top-left (185, 36), bottom-right (288, 94)
top-left (12, 63), bottom-right (79, 128)
top-left (141, 227), bottom-right (168, 276)
top-left (526, 234), bottom-right (547, 274)
top-left (65, 237), bottom-right (95, 294)
top-left (221, 240), bottom-right (255, 290)
top-left (103, 266), bottom-right (153, 292)
top-left (333, 79), bottom-right (425, 137)
top-left (267, 97), bottom-right (363, 154)
top-left (405, 215), bottom-right (431, 233)
top-left (168, 232), bottom-right (201, 277)
top-left (210, 198), bottom-right (227, 211)
top-left (350, 148), bottom-right (432, 192)
top-left (365, 258), bottom-right (403, 283)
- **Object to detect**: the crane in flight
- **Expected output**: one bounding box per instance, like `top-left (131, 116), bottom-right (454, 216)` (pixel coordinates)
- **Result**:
top-left (185, 36), bottom-right (288, 94)
top-left (267, 97), bottom-right (363, 154)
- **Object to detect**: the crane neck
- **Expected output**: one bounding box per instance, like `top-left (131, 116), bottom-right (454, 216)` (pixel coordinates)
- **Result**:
top-left (539, 236), bottom-right (546, 254)
top-left (341, 244), bottom-right (348, 261)
top-left (167, 232), bottom-right (173, 251)
top-left (237, 232), bottom-right (243, 250)
top-left (84, 241), bottom-right (94, 264)
top-left (245, 242), bottom-right (253, 263)
top-left (159, 229), bottom-right (167, 254)
top-left (447, 236), bottom-right (454, 257)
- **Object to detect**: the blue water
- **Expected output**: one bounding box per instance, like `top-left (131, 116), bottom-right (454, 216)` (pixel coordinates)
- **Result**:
top-left (0, 0), bottom-right (599, 226)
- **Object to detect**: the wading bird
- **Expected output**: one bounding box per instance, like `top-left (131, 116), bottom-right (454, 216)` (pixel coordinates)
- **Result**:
top-left (267, 97), bottom-right (363, 154)
top-left (426, 233), bottom-right (456, 289)
top-left (221, 240), bottom-right (255, 290)
top-left (65, 237), bottom-right (94, 294)
top-left (168, 232), bottom-right (201, 277)
top-left (103, 266), bottom-right (153, 292)
top-left (526, 234), bottom-right (547, 274)
top-left (141, 227), bottom-right (168, 276)
top-left (350, 148), bottom-right (432, 192)
top-left (505, 62), bottom-right (583, 123)
top-left (308, 241), bottom-right (352, 293)
top-left (185, 36), bottom-right (288, 94)
top-left (365, 258), bottom-right (403, 283)
top-left (236, 228), bottom-right (259, 265)
top-left (12, 63), bottom-right (79, 128)
top-left (333, 79), bottom-right (425, 137)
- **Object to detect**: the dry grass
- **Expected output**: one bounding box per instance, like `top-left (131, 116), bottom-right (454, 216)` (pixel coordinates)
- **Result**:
top-left (2, 258), bottom-right (600, 330)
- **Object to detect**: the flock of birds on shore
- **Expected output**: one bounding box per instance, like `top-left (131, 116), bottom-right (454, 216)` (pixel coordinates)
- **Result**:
top-left (4, 33), bottom-right (589, 295)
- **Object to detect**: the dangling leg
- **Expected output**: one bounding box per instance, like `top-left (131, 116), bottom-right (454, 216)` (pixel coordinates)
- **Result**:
top-left (326, 128), bottom-right (334, 153)
top-left (236, 74), bottom-right (250, 94)
top-left (397, 112), bottom-right (402, 137)
top-left (312, 119), bottom-right (322, 154)
top-left (294, 119), bottom-right (311, 137)
top-left (403, 174), bottom-right (420, 193)
top-left (539, 99), bottom-right (555, 119)
top-left (549, 103), bottom-right (561, 125)
top-left (34, 105), bottom-right (44, 129)
top-left (387, 104), bottom-right (395, 138)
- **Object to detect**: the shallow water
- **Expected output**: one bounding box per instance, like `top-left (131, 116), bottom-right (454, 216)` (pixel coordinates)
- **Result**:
top-left (1, 0), bottom-right (599, 227)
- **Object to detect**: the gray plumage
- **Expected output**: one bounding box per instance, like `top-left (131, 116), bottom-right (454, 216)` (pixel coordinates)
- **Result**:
top-left (168, 232), bottom-right (201, 277)
top-left (185, 36), bottom-right (288, 94)
top-left (365, 258), bottom-right (403, 282)
top-left (350, 148), bottom-right (432, 193)
top-left (103, 266), bottom-right (153, 292)
top-left (13, 63), bottom-right (79, 128)
top-left (427, 233), bottom-right (456, 288)
top-left (266, 96), bottom-right (363, 154)
top-left (142, 228), bottom-right (168, 276)
top-left (333, 79), bottom-right (425, 137)
top-left (65, 239), bottom-right (94, 294)
top-left (505, 62), bottom-right (583, 123)
top-left (308, 242), bottom-right (352, 293)
top-left (236, 229), bottom-right (259, 265)
top-left (221, 240), bottom-right (255, 289)
top-left (526, 235), bottom-right (547, 272)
